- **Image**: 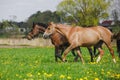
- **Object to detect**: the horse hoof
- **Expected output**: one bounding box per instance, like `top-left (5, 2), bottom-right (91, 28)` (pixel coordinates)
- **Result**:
top-left (74, 59), bottom-right (78, 62)
top-left (65, 60), bottom-right (67, 62)
top-left (62, 60), bottom-right (67, 62)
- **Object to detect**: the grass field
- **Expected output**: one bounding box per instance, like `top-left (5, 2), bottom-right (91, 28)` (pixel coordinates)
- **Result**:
top-left (0, 47), bottom-right (120, 80)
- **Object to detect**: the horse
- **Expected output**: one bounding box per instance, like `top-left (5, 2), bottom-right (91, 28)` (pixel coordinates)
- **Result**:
top-left (113, 31), bottom-right (120, 58)
top-left (26, 22), bottom-right (99, 62)
top-left (43, 22), bottom-right (116, 63)
top-left (27, 22), bottom-right (77, 62)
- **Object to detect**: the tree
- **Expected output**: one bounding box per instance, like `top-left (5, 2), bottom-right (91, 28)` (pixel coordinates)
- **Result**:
top-left (111, 0), bottom-right (120, 57)
top-left (111, 0), bottom-right (120, 25)
top-left (57, 0), bottom-right (111, 26)
top-left (27, 10), bottom-right (60, 28)
top-left (109, 0), bottom-right (120, 33)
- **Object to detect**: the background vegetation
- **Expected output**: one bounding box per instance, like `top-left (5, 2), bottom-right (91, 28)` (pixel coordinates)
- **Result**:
top-left (57, 0), bottom-right (110, 26)
top-left (0, 0), bottom-right (120, 38)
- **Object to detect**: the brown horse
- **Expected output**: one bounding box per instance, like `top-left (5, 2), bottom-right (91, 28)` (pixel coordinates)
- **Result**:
top-left (43, 22), bottom-right (116, 63)
top-left (27, 22), bottom-right (98, 62)
top-left (27, 22), bottom-right (77, 61)
top-left (113, 31), bottom-right (120, 58)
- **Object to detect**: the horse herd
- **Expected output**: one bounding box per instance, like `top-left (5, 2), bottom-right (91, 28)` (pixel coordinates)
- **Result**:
top-left (27, 22), bottom-right (117, 64)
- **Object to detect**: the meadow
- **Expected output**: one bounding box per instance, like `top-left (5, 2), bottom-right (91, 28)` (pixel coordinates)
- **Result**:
top-left (0, 47), bottom-right (120, 80)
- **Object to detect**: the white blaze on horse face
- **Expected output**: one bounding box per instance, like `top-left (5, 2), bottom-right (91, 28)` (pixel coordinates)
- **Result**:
top-left (96, 56), bottom-right (101, 63)
top-left (43, 25), bottom-right (56, 38)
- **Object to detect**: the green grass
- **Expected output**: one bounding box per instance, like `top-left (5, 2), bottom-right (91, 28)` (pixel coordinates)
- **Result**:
top-left (0, 47), bottom-right (120, 80)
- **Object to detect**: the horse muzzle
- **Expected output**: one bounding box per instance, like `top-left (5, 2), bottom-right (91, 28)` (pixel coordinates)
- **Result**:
top-left (43, 33), bottom-right (50, 39)
top-left (26, 35), bottom-right (33, 40)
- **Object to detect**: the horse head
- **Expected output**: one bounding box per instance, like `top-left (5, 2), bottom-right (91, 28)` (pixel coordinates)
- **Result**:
top-left (43, 22), bottom-right (57, 39)
top-left (27, 22), bottom-right (47, 40)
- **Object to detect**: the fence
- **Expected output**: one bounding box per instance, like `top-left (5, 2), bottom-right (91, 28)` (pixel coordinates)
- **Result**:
top-left (0, 38), bottom-right (116, 48)
top-left (0, 38), bottom-right (53, 48)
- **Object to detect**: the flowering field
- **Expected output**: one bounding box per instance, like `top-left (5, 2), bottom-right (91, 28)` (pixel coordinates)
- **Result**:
top-left (0, 47), bottom-right (120, 80)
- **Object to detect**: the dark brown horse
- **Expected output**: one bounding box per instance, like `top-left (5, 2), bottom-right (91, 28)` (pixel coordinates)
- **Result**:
top-left (113, 31), bottom-right (120, 58)
top-left (27, 22), bottom-right (98, 62)
top-left (27, 22), bottom-right (77, 62)
top-left (43, 22), bottom-right (116, 63)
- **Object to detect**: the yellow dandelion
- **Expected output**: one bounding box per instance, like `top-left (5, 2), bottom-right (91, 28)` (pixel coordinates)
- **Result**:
top-left (67, 76), bottom-right (72, 79)
top-left (27, 73), bottom-right (33, 77)
top-left (35, 61), bottom-right (38, 64)
top-left (114, 74), bottom-right (120, 78)
top-left (60, 74), bottom-right (65, 78)
top-left (87, 72), bottom-right (89, 74)
top-left (46, 74), bottom-right (53, 78)
top-left (84, 77), bottom-right (88, 80)
top-left (44, 72), bottom-right (47, 76)
top-left (80, 78), bottom-right (83, 80)
top-left (16, 74), bottom-right (19, 77)
top-left (89, 62), bottom-right (96, 64)
top-left (101, 69), bottom-right (104, 72)
top-left (94, 78), bottom-right (99, 80)
top-left (38, 72), bottom-right (40, 75)
top-left (94, 72), bottom-right (97, 75)
top-left (107, 71), bottom-right (110, 74)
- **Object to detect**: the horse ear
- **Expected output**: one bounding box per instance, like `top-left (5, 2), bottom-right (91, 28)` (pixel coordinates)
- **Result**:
top-left (48, 22), bottom-right (54, 25)
top-left (50, 22), bottom-right (54, 24)
top-left (32, 22), bottom-right (35, 28)
top-left (33, 22), bottom-right (35, 25)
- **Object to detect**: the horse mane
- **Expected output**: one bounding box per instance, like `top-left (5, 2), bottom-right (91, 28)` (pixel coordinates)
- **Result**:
top-left (35, 22), bottom-right (48, 28)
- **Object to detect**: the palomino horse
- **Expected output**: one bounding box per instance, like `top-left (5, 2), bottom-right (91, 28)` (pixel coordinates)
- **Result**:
top-left (27, 22), bottom-right (76, 61)
top-left (27, 22), bottom-right (98, 62)
top-left (43, 22), bottom-right (116, 63)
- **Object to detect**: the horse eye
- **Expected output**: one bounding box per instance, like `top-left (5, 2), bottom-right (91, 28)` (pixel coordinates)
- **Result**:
top-left (48, 28), bottom-right (50, 30)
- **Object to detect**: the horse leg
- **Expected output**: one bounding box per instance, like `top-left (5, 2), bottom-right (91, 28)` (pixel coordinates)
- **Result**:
top-left (61, 46), bottom-right (66, 56)
top-left (62, 44), bottom-right (76, 62)
top-left (94, 41), bottom-right (103, 57)
top-left (87, 47), bottom-right (94, 62)
top-left (96, 47), bottom-right (104, 63)
top-left (71, 48), bottom-right (76, 56)
top-left (74, 47), bottom-right (81, 62)
top-left (93, 46), bottom-right (97, 57)
top-left (55, 46), bottom-right (62, 61)
top-left (61, 45), bottom-right (78, 61)
top-left (106, 44), bottom-right (116, 63)
top-left (76, 47), bottom-right (84, 63)
top-left (117, 39), bottom-right (120, 58)
top-left (55, 46), bottom-right (58, 61)
top-left (61, 45), bottom-right (76, 56)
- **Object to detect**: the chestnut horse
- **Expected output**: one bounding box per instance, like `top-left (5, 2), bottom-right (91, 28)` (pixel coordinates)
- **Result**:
top-left (43, 22), bottom-right (116, 63)
top-left (27, 23), bottom-right (98, 62)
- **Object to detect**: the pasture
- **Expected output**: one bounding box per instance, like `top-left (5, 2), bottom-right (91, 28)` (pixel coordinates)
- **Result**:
top-left (0, 47), bottom-right (120, 80)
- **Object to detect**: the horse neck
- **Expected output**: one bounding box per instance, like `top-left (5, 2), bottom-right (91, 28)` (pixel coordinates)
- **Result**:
top-left (56, 25), bottom-right (72, 38)
top-left (38, 26), bottom-right (46, 34)
top-left (50, 30), bottom-right (67, 46)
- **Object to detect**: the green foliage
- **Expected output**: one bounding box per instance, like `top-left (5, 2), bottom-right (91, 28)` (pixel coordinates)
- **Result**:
top-left (112, 26), bottom-right (120, 33)
top-left (0, 47), bottom-right (120, 80)
top-left (57, 0), bottom-right (111, 26)
top-left (0, 20), bottom-right (11, 29)
top-left (0, 20), bottom-right (20, 38)
top-left (27, 10), bottom-right (60, 28)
